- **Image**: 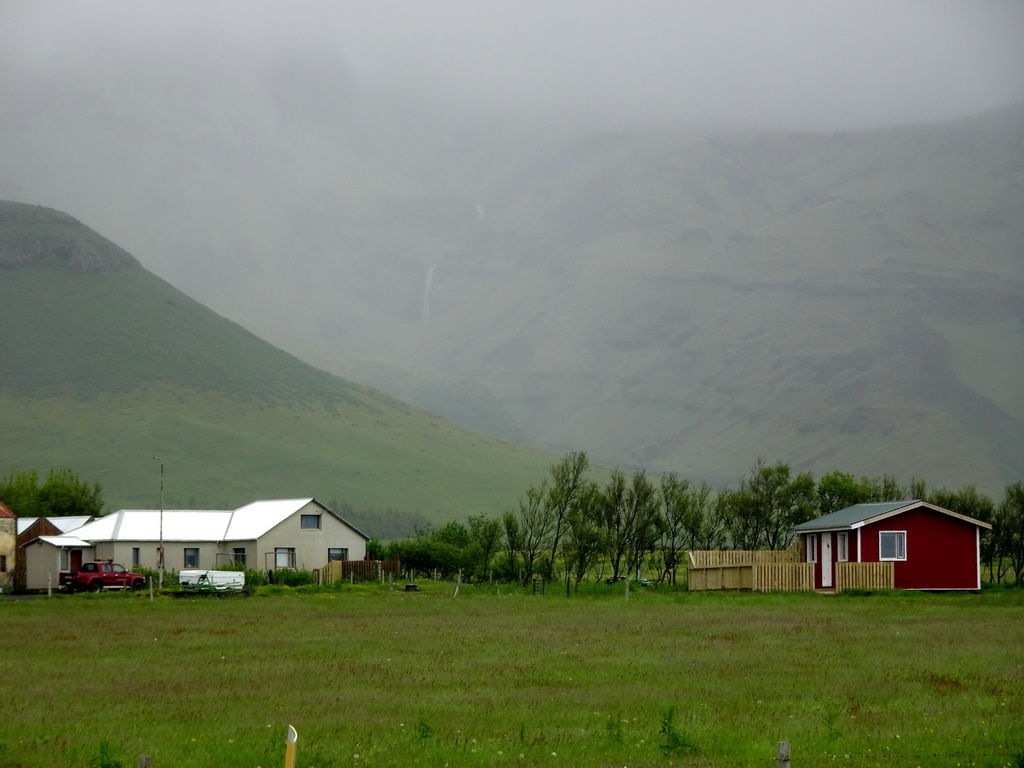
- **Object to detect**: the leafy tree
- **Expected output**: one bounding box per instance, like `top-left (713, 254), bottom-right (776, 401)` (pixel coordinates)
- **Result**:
top-left (859, 474), bottom-right (906, 502)
top-left (561, 483), bottom-right (605, 591)
top-left (599, 469), bottom-right (660, 579)
top-left (659, 475), bottom-right (719, 584)
top-left (500, 510), bottom-right (522, 581)
top-left (467, 514), bottom-right (503, 580)
top-left (623, 470), bottom-right (661, 577)
top-left (724, 487), bottom-right (760, 550)
top-left (514, 483), bottom-right (553, 585)
top-left (816, 470), bottom-right (868, 515)
top-left (726, 460), bottom-right (816, 550)
top-left (366, 537), bottom-right (385, 560)
top-left (540, 451), bottom-right (590, 580)
top-left (0, 468), bottom-right (104, 518)
top-left (431, 520), bottom-right (471, 549)
top-left (997, 481), bottom-right (1024, 585)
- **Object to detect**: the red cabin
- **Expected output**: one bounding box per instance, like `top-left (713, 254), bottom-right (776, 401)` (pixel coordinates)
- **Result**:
top-left (792, 501), bottom-right (991, 591)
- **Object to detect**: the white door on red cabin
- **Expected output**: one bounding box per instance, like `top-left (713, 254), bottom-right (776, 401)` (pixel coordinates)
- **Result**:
top-left (821, 533), bottom-right (833, 588)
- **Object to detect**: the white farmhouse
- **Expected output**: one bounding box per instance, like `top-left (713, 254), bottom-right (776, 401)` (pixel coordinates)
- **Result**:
top-left (20, 498), bottom-right (368, 590)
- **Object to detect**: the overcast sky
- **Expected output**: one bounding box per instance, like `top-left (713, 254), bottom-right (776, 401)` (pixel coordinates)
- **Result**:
top-left (3, 0), bottom-right (1023, 131)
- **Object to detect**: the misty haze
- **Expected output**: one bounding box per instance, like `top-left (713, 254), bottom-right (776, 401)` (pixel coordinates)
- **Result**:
top-left (1, 0), bottom-right (1022, 496)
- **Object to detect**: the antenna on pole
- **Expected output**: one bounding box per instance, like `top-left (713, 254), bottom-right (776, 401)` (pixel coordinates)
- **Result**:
top-left (153, 456), bottom-right (164, 589)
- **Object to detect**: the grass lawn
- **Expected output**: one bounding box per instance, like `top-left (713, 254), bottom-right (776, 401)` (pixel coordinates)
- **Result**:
top-left (1, 585), bottom-right (1022, 768)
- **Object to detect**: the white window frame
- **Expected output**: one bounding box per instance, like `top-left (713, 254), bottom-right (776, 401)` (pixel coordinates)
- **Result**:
top-left (806, 534), bottom-right (817, 563)
top-left (837, 532), bottom-right (849, 563)
top-left (275, 547), bottom-right (297, 569)
top-left (879, 531), bottom-right (907, 562)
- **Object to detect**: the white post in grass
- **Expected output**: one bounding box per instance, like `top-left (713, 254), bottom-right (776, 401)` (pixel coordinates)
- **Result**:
top-left (285, 725), bottom-right (298, 768)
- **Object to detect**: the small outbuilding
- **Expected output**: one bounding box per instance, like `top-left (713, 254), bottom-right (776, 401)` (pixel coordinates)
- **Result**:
top-left (792, 500), bottom-right (991, 591)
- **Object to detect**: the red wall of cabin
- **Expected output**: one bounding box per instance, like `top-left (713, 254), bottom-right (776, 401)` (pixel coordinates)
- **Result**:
top-left (860, 508), bottom-right (980, 590)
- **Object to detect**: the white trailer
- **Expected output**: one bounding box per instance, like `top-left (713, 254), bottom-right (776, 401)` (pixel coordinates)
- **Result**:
top-left (179, 569), bottom-right (245, 591)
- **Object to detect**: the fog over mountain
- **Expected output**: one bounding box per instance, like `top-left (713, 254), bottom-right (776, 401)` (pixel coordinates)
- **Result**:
top-left (4, 1), bottom-right (1023, 131)
top-left (1, 1), bottom-right (1022, 494)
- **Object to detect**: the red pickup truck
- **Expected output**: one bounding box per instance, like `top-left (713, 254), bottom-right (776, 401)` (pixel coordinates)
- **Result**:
top-left (60, 561), bottom-right (146, 593)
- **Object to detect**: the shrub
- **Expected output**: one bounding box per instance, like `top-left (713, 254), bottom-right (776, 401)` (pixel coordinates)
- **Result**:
top-left (271, 568), bottom-right (315, 587)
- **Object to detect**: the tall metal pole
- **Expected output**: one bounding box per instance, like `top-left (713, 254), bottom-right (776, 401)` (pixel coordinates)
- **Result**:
top-left (153, 456), bottom-right (164, 588)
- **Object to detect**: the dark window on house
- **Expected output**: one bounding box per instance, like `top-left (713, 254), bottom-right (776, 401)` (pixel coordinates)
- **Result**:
top-left (132, 547), bottom-right (141, 567)
top-left (232, 547), bottom-right (247, 566)
top-left (879, 531), bottom-right (906, 561)
top-left (327, 548), bottom-right (348, 562)
top-left (275, 548), bottom-right (296, 569)
top-left (184, 548), bottom-right (200, 568)
top-left (301, 514), bottom-right (322, 530)
top-left (837, 533), bottom-right (849, 563)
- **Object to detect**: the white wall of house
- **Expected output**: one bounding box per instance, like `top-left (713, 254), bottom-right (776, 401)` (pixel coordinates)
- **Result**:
top-left (256, 503), bottom-right (367, 572)
top-left (98, 541), bottom-right (227, 572)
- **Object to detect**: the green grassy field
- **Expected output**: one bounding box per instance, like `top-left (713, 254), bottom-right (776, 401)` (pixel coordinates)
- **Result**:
top-left (1, 586), bottom-right (1021, 768)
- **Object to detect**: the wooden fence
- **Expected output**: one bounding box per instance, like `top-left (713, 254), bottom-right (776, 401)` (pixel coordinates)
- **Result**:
top-left (835, 561), bottom-right (894, 591)
top-left (687, 549), bottom-right (812, 592)
top-left (317, 559), bottom-right (401, 585)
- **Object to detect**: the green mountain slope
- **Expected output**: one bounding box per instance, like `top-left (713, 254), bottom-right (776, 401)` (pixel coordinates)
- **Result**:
top-left (0, 202), bottom-right (557, 533)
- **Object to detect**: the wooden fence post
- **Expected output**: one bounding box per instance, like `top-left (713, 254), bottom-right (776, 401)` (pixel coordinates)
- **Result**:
top-left (777, 740), bottom-right (790, 768)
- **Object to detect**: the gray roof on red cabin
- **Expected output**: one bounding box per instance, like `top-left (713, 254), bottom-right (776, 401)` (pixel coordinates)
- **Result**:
top-left (792, 500), bottom-right (992, 533)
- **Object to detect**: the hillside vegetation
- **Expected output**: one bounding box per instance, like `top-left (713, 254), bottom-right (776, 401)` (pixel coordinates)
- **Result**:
top-left (0, 202), bottom-right (557, 533)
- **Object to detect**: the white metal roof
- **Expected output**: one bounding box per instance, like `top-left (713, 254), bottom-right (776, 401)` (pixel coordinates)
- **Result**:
top-left (34, 534), bottom-right (94, 548)
top-left (62, 499), bottom-right (338, 544)
top-left (224, 498), bottom-right (316, 540)
top-left (70, 509), bottom-right (234, 542)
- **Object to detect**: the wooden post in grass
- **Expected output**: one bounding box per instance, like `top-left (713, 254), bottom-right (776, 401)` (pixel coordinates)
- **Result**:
top-left (777, 740), bottom-right (790, 768)
top-left (285, 725), bottom-right (297, 768)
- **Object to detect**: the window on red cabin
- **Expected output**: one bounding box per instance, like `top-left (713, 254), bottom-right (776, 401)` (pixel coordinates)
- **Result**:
top-left (806, 535), bottom-right (817, 563)
top-left (837, 533), bottom-right (849, 562)
top-left (879, 531), bottom-right (907, 561)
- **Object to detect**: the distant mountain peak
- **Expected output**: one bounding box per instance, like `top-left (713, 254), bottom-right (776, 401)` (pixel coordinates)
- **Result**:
top-left (0, 200), bottom-right (138, 271)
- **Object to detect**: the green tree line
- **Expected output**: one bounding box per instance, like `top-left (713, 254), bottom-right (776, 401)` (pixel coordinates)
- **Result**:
top-left (385, 453), bottom-right (1024, 589)
top-left (0, 468), bottom-right (105, 519)
top-left (5, 460), bottom-right (1023, 587)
